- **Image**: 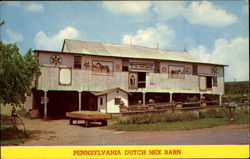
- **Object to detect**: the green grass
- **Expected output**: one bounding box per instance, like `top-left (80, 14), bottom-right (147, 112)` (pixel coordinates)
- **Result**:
top-left (1, 126), bottom-right (29, 146)
top-left (106, 111), bottom-right (249, 131)
top-left (1, 112), bottom-right (29, 146)
top-left (107, 116), bottom-right (248, 131)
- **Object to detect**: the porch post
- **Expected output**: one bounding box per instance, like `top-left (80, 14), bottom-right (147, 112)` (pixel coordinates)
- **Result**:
top-left (142, 92), bottom-right (146, 106)
top-left (219, 94), bottom-right (222, 106)
top-left (78, 92), bottom-right (82, 111)
top-left (200, 93), bottom-right (203, 102)
top-left (170, 92), bottom-right (173, 103)
top-left (44, 90), bottom-right (47, 119)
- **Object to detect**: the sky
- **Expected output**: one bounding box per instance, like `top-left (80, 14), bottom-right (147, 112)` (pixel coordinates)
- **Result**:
top-left (1, 1), bottom-right (249, 82)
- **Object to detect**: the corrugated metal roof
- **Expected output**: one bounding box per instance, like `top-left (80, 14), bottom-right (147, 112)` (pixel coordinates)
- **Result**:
top-left (63, 39), bottom-right (202, 63)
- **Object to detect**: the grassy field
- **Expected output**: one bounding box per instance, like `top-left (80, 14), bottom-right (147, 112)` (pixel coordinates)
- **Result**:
top-left (1, 126), bottom-right (29, 146)
top-left (106, 106), bottom-right (249, 131)
top-left (1, 114), bottom-right (29, 146)
top-left (1, 105), bottom-right (29, 146)
top-left (106, 113), bottom-right (248, 131)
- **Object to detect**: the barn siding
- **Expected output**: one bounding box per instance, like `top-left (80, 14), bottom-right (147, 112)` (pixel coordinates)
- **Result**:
top-left (37, 52), bottom-right (224, 95)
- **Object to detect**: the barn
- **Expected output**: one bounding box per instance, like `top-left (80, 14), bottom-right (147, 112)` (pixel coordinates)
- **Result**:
top-left (25, 39), bottom-right (227, 119)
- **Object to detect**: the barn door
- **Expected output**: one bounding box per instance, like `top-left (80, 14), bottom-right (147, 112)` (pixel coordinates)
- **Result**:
top-left (199, 76), bottom-right (206, 91)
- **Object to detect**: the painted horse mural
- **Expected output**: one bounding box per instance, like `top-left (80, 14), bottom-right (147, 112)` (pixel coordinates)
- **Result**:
top-left (95, 62), bottom-right (110, 73)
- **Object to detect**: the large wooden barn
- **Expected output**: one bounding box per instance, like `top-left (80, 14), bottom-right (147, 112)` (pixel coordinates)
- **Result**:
top-left (25, 39), bottom-right (227, 118)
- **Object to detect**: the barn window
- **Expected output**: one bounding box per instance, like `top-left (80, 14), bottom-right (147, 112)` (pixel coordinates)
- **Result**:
top-left (122, 59), bottom-right (129, 72)
top-left (74, 56), bottom-right (82, 69)
top-left (206, 76), bottom-right (212, 88)
top-left (192, 64), bottom-right (198, 75)
top-left (154, 62), bottom-right (160, 73)
top-left (100, 97), bottom-right (103, 105)
top-left (213, 76), bottom-right (218, 87)
top-left (115, 98), bottom-right (121, 105)
top-left (138, 72), bottom-right (146, 88)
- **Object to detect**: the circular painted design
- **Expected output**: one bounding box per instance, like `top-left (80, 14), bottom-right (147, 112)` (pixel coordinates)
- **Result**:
top-left (115, 64), bottom-right (121, 70)
top-left (162, 66), bottom-right (167, 72)
top-left (50, 54), bottom-right (62, 65)
top-left (185, 67), bottom-right (191, 74)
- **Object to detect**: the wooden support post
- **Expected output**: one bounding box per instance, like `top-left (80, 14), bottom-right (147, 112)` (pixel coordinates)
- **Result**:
top-left (142, 93), bottom-right (146, 106)
top-left (44, 90), bottom-right (47, 119)
top-left (219, 94), bottom-right (222, 106)
top-left (170, 93), bottom-right (173, 103)
top-left (200, 93), bottom-right (203, 102)
top-left (78, 92), bottom-right (82, 111)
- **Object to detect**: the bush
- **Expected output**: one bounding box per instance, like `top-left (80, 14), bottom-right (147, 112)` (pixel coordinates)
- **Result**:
top-left (205, 94), bottom-right (219, 101)
top-left (199, 108), bottom-right (228, 119)
top-left (187, 96), bottom-right (199, 102)
top-left (120, 111), bottom-right (199, 124)
top-left (214, 107), bottom-right (228, 118)
top-left (182, 112), bottom-right (199, 121)
top-left (120, 106), bottom-right (249, 125)
top-left (225, 81), bottom-right (249, 95)
top-left (16, 107), bottom-right (30, 118)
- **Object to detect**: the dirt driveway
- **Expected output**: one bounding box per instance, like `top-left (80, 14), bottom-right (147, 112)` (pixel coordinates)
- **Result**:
top-left (19, 118), bottom-right (249, 146)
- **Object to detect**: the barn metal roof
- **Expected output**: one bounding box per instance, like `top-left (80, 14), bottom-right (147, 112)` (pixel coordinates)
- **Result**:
top-left (62, 39), bottom-right (202, 63)
top-left (34, 39), bottom-right (227, 66)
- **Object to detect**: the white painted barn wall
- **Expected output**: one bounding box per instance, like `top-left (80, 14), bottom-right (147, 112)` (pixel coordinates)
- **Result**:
top-left (37, 52), bottom-right (225, 95)
top-left (106, 91), bottom-right (128, 113)
top-left (39, 52), bottom-right (74, 68)
top-left (198, 64), bottom-right (223, 77)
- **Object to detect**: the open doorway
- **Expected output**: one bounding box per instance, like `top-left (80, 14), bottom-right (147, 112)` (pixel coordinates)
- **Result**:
top-left (206, 76), bottom-right (212, 89)
top-left (138, 72), bottom-right (146, 88)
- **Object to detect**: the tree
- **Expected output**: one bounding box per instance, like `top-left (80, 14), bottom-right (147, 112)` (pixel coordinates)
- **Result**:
top-left (0, 42), bottom-right (41, 106)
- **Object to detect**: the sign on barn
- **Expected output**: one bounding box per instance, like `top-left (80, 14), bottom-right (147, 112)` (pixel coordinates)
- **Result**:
top-left (129, 62), bottom-right (155, 70)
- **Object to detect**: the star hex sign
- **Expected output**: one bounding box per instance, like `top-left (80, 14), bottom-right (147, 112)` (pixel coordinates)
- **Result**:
top-left (50, 54), bottom-right (62, 65)
top-left (83, 61), bottom-right (90, 68)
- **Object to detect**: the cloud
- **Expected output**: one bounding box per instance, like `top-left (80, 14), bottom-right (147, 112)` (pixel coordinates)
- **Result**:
top-left (153, 1), bottom-right (185, 20)
top-left (4, 29), bottom-right (23, 43)
top-left (103, 1), bottom-right (237, 27)
top-left (242, 4), bottom-right (249, 15)
top-left (122, 23), bottom-right (175, 49)
top-left (25, 2), bottom-right (44, 12)
top-left (102, 1), bottom-right (151, 15)
top-left (7, 2), bottom-right (44, 12)
top-left (7, 1), bottom-right (21, 7)
top-left (183, 1), bottom-right (237, 27)
top-left (189, 37), bottom-right (249, 81)
top-left (35, 26), bottom-right (80, 51)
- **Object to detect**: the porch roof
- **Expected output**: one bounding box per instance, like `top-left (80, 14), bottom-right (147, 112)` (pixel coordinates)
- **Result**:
top-left (91, 87), bottom-right (131, 96)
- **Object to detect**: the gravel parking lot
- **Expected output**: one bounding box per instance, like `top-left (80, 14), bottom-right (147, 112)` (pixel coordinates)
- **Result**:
top-left (19, 118), bottom-right (249, 146)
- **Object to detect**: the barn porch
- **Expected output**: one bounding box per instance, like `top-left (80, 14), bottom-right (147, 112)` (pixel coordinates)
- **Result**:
top-left (33, 90), bottom-right (97, 119)
top-left (128, 92), bottom-right (221, 107)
